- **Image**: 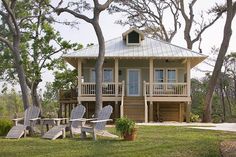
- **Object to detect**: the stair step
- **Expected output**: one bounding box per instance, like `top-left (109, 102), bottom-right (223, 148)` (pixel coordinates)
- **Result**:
top-left (124, 101), bottom-right (144, 105)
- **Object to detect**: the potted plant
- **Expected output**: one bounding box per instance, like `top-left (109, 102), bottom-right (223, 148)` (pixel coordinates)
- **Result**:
top-left (115, 117), bottom-right (137, 141)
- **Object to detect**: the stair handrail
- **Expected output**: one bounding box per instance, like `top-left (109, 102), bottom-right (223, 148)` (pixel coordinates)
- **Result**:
top-left (143, 81), bottom-right (148, 123)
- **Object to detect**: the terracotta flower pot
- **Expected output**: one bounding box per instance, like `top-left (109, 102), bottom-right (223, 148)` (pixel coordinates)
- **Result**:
top-left (123, 128), bottom-right (137, 141)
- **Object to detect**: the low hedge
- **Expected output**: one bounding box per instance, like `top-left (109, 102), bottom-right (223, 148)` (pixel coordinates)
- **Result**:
top-left (0, 119), bottom-right (13, 136)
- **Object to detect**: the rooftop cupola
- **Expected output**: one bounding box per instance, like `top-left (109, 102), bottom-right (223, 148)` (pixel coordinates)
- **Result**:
top-left (122, 28), bottom-right (144, 46)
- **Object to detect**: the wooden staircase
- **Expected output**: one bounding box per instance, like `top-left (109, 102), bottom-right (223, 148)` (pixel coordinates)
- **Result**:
top-left (123, 96), bottom-right (145, 122)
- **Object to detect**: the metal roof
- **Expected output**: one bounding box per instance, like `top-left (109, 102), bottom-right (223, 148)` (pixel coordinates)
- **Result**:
top-left (63, 35), bottom-right (207, 68)
top-left (64, 37), bottom-right (206, 58)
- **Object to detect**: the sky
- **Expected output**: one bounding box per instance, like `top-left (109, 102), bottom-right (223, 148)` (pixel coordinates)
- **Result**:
top-left (51, 0), bottom-right (236, 78)
top-left (2, 0), bottom-right (236, 93)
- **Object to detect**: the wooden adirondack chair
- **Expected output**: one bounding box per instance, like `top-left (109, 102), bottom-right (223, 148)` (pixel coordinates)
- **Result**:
top-left (6, 106), bottom-right (40, 139)
top-left (42, 104), bottom-right (86, 140)
top-left (80, 105), bottom-right (118, 140)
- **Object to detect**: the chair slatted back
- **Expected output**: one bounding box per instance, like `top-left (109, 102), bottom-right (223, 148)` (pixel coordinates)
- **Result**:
top-left (24, 106), bottom-right (40, 126)
top-left (70, 105), bottom-right (86, 128)
top-left (95, 105), bottom-right (113, 131)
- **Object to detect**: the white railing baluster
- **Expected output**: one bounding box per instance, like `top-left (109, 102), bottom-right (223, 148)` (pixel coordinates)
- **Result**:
top-left (80, 82), bottom-right (123, 96)
top-left (145, 82), bottom-right (188, 97)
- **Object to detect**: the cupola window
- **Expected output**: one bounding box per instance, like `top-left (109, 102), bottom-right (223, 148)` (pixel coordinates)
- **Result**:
top-left (122, 28), bottom-right (144, 46)
top-left (128, 31), bottom-right (140, 44)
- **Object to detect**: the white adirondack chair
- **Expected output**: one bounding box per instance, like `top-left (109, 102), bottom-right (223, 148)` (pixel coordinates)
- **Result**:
top-left (6, 106), bottom-right (40, 139)
top-left (42, 104), bottom-right (86, 140)
top-left (80, 105), bottom-right (118, 140)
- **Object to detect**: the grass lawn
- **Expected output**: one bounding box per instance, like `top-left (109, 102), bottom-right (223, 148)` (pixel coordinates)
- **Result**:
top-left (0, 126), bottom-right (236, 157)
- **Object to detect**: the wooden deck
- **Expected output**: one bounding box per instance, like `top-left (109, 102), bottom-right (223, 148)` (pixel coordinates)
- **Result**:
top-left (58, 81), bottom-right (190, 122)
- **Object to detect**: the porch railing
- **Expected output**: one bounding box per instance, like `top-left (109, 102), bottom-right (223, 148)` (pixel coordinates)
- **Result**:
top-left (145, 82), bottom-right (188, 97)
top-left (81, 82), bottom-right (123, 96)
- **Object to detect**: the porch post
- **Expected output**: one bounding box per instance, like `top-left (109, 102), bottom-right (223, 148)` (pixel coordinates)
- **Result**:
top-left (149, 58), bottom-right (154, 122)
top-left (186, 59), bottom-right (191, 97)
top-left (115, 59), bottom-right (119, 118)
top-left (77, 59), bottom-right (82, 104)
top-left (115, 59), bottom-right (119, 97)
top-left (186, 60), bottom-right (191, 122)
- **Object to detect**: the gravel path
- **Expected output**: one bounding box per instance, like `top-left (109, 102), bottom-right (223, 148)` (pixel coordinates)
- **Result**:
top-left (137, 122), bottom-right (236, 132)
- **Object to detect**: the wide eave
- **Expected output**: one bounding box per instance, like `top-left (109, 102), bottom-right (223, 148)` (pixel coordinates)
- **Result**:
top-left (63, 37), bottom-right (207, 68)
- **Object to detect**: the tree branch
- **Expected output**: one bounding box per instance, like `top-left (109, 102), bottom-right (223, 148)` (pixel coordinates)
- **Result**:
top-left (2, 0), bottom-right (19, 35)
top-left (0, 36), bottom-right (14, 51)
top-left (99, 0), bottom-right (113, 11)
top-left (192, 10), bottom-right (224, 44)
top-left (53, 7), bottom-right (93, 24)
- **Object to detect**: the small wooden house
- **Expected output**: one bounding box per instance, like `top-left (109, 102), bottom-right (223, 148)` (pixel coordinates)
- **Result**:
top-left (60, 28), bottom-right (207, 123)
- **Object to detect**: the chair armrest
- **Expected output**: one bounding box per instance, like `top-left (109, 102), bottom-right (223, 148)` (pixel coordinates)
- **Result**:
top-left (29, 118), bottom-right (40, 127)
top-left (69, 118), bottom-right (85, 122)
top-left (12, 117), bottom-right (24, 121)
top-left (73, 118), bottom-right (98, 122)
top-left (90, 119), bottom-right (113, 123)
top-left (54, 118), bottom-right (68, 121)
top-left (12, 117), bottom-right (24, 126)
top-left (30, 118), bottom-right (40, 121)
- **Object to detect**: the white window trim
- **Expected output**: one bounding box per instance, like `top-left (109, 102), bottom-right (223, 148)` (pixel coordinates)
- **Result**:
top-left (154, 68), bottom-right (165, 83)
top-left (166, 68), bottom-right (177, 90)
top-left (127, 69), bottom-right (141, 96)
top-left (90, 68), bottom-right (114, 83)
top-left (90, 68), bottom-right (96, 82)
top-left (103, 68), bottom-right (114, 82)
top-left (126, 34), bottom-right (141, 46)
top-left (166, 68), bottom-right (177, 83)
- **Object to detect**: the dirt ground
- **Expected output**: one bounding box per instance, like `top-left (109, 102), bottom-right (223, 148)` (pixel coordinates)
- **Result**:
top-left (220, 141), bottom-right (236, 157)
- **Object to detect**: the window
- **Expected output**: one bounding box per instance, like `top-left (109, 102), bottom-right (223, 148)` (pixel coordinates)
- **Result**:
top-left (154, 69), bottom-right (164, 83)
top-left (167, 69), bottom-right (176, 89)
top-left (90, 68), bottom-right (113, 82)
top-left (103, 68), bottom-right (113, 82)
top-left (154, 69), bottom-right (164, 89)
top-left (128, 31), bottom-right (140, 44)
top-left (90, 69), bottom-right (96, 82)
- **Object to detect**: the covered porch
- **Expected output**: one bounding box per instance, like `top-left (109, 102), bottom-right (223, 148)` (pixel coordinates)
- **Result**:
top-left (59, 57), bottom-right (193, 122)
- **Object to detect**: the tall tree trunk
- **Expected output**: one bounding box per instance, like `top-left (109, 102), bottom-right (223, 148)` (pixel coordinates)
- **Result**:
top-left (202, 0), bottom-right (236, 122)
top-left (234, 75), bottom-right (236, 102)
top-left (31, 82), bottom-right (41, 108)
top-left (224, 87), bottom-right (232, 116)
top-left (13, 38), bottom-right (30, 110)
top-left (219, 78), bottom-right (226, 122)
top-left (93, 21), bottom-right (105, 117)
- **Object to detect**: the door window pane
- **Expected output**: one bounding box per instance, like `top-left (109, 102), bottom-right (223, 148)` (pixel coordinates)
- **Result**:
top-left (128, 70), bottom-right (139, 96)
top-left (167, 69), bottom-right (176, 89)
top-left (103, 69), bottom-right (113, 82)
top-left (154, 69), bottom-right (164, 83)
top-left (154, 69), bottom-right (164, 89)
top-left (90, 69), bottom-right (95, 82)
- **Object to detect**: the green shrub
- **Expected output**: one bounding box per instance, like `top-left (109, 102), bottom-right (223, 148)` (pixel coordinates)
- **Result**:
top-left (115, 117), bottom-right (135, 137)
top-left (212, 114), bottom-right (222, 123)
top-left (0, 119), bottom-right (13, 136)
top-left (190, 112), bottom-right (201, 122)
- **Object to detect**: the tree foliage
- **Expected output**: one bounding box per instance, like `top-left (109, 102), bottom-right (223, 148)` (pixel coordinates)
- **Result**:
top-left (111, 0), bottom-right (224, 49)
top-left (0, 0), bottom-right (81, 108)
top-left (110, 0), bottom-right (180, 42)
top-left (50, 0), bottom-right (114, 117)
top-left (0, 89), bottom-right (24, 118)
top-left (203, 0), bottom-right (236, 122)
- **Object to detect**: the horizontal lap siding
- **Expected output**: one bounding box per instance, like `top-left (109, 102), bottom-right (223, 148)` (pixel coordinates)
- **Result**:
top-left (159, 103), bottom-right (180, 122)
top-left (124, 104), bottom-right (145, 122)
